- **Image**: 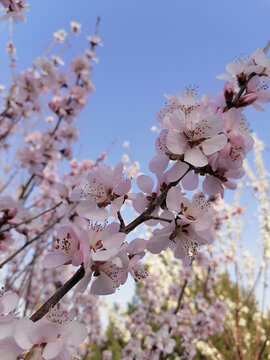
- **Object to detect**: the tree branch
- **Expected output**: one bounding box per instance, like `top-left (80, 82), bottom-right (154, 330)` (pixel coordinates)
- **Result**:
top-left (0, 216), bottom-right (63, 269)
top-left (0, 202), bottom-right (62, 234)
top-left (123, 166), bottom-right (191, 234)
top-left (30, 266), bottom-right (85, 322)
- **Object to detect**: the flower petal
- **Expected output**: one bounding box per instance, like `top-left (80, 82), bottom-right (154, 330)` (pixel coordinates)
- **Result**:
top-left (181, 171), bottom-right (199, 190)
top-left (147, 235), bottom-right (171, 254)
top-left (77, 200), bottom-right (109, 221)
top-left (1, 292), bottom-right (19, 314)
top-left (90, 274), bottom-right (117, 295)
top-left (43, 252), bottom-right (70, 269)
top-left (165, 161), bottom-right (189, 182)
top-left (184, 147), bottom-right (208, 167)
top-left (166, 130), bottom-right (186, 155)
top-left (201, 133), bottom-right (227, 155)
top-left (149, 155), bottom-right (169, 175)
top-left (137, 175), bottom-right (154, 194)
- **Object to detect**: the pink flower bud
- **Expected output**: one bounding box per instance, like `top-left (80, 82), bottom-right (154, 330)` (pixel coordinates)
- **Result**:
top-left (224, 81), bottom-right (234, 104)
top-left (8, 207), bottom-right (18, 219)
top-left (235, 92), bottom-right (258, 108)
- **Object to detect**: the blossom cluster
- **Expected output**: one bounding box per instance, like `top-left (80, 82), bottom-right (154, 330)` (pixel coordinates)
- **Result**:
top-left (102, 249), bottom-right (227, 360)
top-left (0, 288), bottom-right (87, 360)
top-left (0, 0), bottom-right (28, 22)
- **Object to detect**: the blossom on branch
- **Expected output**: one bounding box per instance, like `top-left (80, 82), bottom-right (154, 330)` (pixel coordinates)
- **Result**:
top-left (70, 162), bottom-right (131, 221)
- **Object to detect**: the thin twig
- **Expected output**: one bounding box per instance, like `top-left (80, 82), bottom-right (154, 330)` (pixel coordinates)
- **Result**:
top-left (235, 264), bottom-right (244, 360)
top-left (123, 166), bottom-right (191, 234)
top-left (146, 215), bottom-right (172, 223)
top-left (0, 216), bottom-right (63, 269)
top-left (49, 116), bottom-right (63, 137)
top-left (173, 278), bottom-right (189, 315)
top-left (117, 211), bottom-right (125, 230)
top-left (226, 72), bottom-right (257, 110)
top-left (0, 202), bottom-right (62, 234)
top-left (257, 325), bottom-right (270, 360)
top-left (263, 40), bottom-right (270, 54)
top-left (18, 174), bottom-right (35, 200)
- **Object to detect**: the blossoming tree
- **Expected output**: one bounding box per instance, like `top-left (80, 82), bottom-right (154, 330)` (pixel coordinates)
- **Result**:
top-left (0, 1), bottom-right (270, 359)
top-left (98, 139), bottom-right (270, 359)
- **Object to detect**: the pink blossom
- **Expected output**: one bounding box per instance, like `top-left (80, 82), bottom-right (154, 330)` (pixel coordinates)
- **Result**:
top-left (129, 174), bottom-right (160, 224)
top-left (217, 48), bottom-right (270, 91)
top-left (42, 310), bottom-right (87, 360)
top-left (75, 230), bottom-right (146, 295)
top-left (13, 309), bottom-right (87, 360)
top-left (0, 0), bottom-right (27, 22)
top-left (14, 317), bottom-right (58, 350)
top-left (102, 350), bottom-right (113, 360)
top-left (148, 189), bottom-right (214, 262)
top-left (165, 110), bottom-right (227, 167)
top-left (89, 223), bottom-right (126, 262)
top-left (181, 108), bottom-right (253, 196)
top-left (71, 55), bottom-right (92, 76)
top-left (155, 325), bottom-right (176, 354)
top-left (0, 0), bottom-right (11, 7)
top-left (43, 224), bottom-right (90, 270)
top-left (34, 57), bottom-right (59, 90)
top-left (156, 91), bottom-right (227, 167)
top-left (0, 288), bottom-right (19, 323)
top-left (0, 336), bottom-right (23, 360)
top-left (246, 75), bottom-right (270, 111)
top-left (166, 186), bottom-right (214, 232)
top-left (0, 289), bottom-right (21, 360)
top-left (70, 162), bottom-right (131, 221)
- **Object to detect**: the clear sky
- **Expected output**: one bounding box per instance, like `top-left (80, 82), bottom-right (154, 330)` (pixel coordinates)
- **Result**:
top-left (0, 0), bottom-right (270, 306)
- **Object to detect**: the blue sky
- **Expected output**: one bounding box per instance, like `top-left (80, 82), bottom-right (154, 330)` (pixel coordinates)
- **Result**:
top-left (1, 0), bottom-right (270, 306)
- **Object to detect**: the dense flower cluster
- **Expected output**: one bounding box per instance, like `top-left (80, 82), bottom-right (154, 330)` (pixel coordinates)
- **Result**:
top-left (96, 155), bottom-right (270, 358)
top-left (109, 250), bottom-right (228, 360)
top-left (0, 293), bottom-right (87, 360)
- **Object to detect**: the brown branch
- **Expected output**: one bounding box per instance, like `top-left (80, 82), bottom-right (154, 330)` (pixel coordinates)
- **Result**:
top-left (30, 266), bottom-right (85, 322)
top-left (5, 244), bottom-right (46, 289)
top-left (203, 266), bottom-right (211, 299)
top-left (235, 264), bottom-right (244, 360)
top-left (19, 174), bottom-right (35, 200)
top-left (146, 215), bottom-right (172, 223)
top-left (257, 325), bottom-right (270, 360)
top-left (264, 40), bottom-right (270, 54)
top-left (158, 257), bottom-right (195, 360)
top-left (158, 278), bottom-right (189, 360)
top-left (225, 39), bottom-right (270, 111)
top-left (49, 116), bottom-right (63, 137)
top-left (226, 72), bottom-right (257, 111)
top-left (117, 210), bottom-right (125, 231)
top-left (240, 267), bottom-right (262, 310)
top-left (23, 253), bottom-right (37, 317)
top-left (173, 278), bottom-right (188, 315)
top-left (123, 166), bottom-right (191, 234)
top-left (29, 167), bottom-right (191, 322)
